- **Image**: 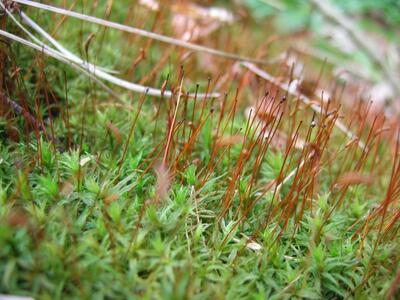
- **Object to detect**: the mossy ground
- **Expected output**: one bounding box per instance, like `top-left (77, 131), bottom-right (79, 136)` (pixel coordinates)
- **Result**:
top-left (0, 1), bottom-right (399, 299)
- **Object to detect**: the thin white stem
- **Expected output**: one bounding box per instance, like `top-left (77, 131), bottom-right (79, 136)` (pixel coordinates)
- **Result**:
top-left (0, 29), bottom-right (219, 98)
top-left (20, 11), bottom-right (118, 74)
top-left (12, 0), bottom-right (270, 65)
top-left (0, 28), bottom-right (121, 98)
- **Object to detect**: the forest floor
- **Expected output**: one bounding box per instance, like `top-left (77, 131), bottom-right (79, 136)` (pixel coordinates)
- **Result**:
top-left (0, 1), bottom-right (399, 299)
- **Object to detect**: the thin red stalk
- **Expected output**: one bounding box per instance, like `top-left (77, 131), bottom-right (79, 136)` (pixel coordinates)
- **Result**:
top-left (163, 74), bottom-right (184, 165)
top-left (63, 71), bottom-right (72, 150)
top-left (117, 91), bottom-right (147, 176)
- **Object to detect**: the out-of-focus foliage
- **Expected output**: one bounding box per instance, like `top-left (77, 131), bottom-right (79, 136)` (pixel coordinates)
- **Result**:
top-left (260, 0), bottom-right (317, 33)
top-left (245, 0), bottom-right (400, 109)
top-left (245, 0), bottom-right (400, 39)
top-left (334, 0), bottom-right (400, 27)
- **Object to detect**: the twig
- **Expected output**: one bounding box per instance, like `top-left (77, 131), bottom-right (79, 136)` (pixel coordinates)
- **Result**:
top-left (0, 28), bottom-right (219, 99)
top-left (12, 0), bottom-right (271, 65)
top-left (2, 3), bottom-right (219, 98)
top-left (0, 28), bottom-right (116, 98)
top-left (19, 11), bottom-right (118, 74)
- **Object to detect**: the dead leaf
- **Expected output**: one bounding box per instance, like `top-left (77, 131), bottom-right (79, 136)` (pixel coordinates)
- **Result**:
top-left (170, 3), bottom-right (234, 42)
top-left (139, 0), bottom-right (160, 11)
top-left (139, 0), bottom-right (234, 41)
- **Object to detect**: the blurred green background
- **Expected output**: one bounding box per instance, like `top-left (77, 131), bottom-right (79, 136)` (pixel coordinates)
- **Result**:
top-left (242, 0), bottom-right (400, 110)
